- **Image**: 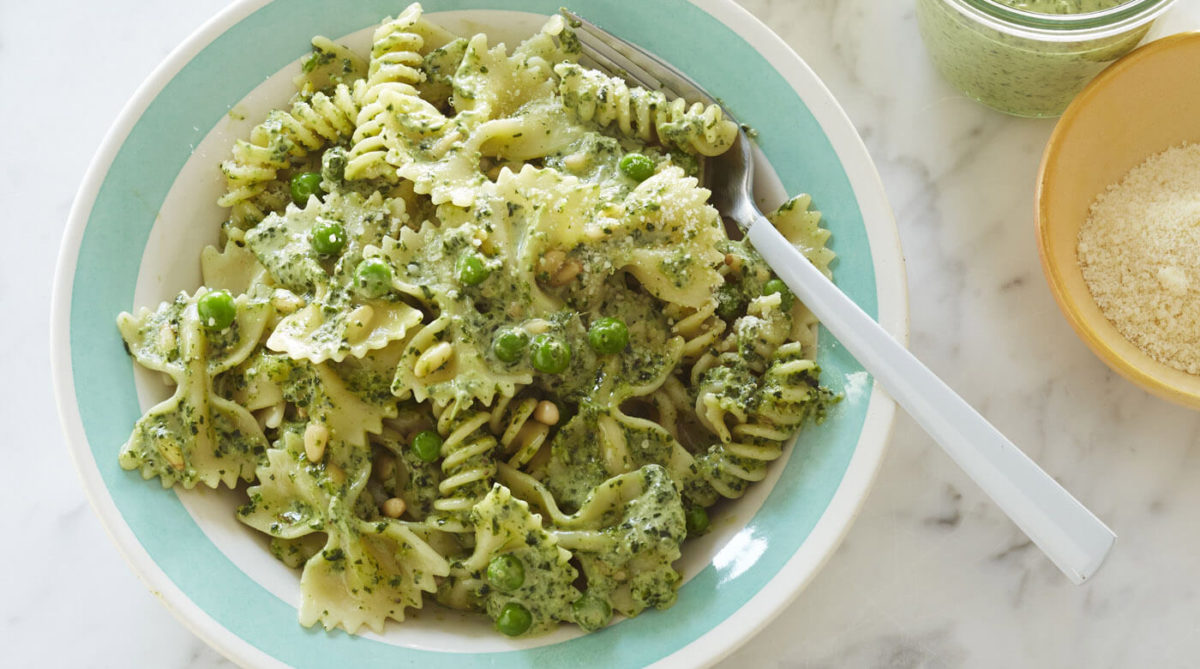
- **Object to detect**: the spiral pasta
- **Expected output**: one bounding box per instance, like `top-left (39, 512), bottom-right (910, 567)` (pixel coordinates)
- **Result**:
top-left (429, 403), bottom-right (498, 530)
top-left (735, 294), bottom-right (792, 372)
top-left (667, 300), bottom-right (727, 361)
top-left (554, 62), bottom-right (739, 156)
top-left (693, 350), bottom-right (749, 444)
top-left (489, 395), bottom-right (555, 469)
top-left (693, 342), bottom-right (825, 500)
top-left (692, 293), bottom-right (797, 453)
top-left (293, 36), bottom-right (367, 96)
top-left (648, 374), bottom-right (693, 445)
top-left (757, 343), bottom-right (826, 429)
top-left (366, 5), bottom-right (426, 92)
top-left (343, 4), bottom-right (432, 183)
top-left (219, 82), bottom-right (361, 227)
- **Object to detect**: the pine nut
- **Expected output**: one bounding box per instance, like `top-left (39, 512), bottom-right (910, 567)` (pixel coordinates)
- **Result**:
top-left (382, 497), bottom-right (407, 518)
top-left (540, 249), bottom-right (566, 276)
top-left (414, 341), bottom-right (453, 377)
top-left (271, 290), bottom-right (304, 314)
top-left (256, 404), bottom-right (284, 430)
top-left (304, 422), bottom-right (329, 463)
top-left (523, 319), bottom-right (551, 335)
top-left (563, 151), bottom-right (589, 173)
top-left (551, 259), bottom-right (582, 286)
top-left (533, 400), bottom-right (559, 426)
top-left (157, 323), bottom-right (176, 353)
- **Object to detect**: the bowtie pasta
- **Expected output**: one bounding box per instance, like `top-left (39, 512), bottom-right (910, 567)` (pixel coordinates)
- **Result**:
top-left (116, 3), bottom-right (838, 638)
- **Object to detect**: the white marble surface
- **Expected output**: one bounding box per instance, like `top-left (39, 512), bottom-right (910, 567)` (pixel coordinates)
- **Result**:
top-left (9, 0), bottom-right (1200, 667)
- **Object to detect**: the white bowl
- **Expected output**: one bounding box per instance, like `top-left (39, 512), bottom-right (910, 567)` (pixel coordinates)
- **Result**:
top-left (52, 1), bottom-right (907, 666)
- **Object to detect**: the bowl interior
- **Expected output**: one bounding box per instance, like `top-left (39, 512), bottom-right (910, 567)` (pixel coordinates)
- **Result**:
top-left (54, 0), bottom-right (904, 666)
top-left (1038, 31), bottom-right (1200, 409)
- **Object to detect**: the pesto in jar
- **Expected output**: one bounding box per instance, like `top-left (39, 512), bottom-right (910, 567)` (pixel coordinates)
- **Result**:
top-left (1001, 0), bottom-right (1124, 12)
top-left (917, 0), bottom-right (1159, 117)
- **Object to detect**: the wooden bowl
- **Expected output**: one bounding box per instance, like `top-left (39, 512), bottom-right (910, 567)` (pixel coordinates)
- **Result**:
top-left (1037, 31), bottom-right (1200, 409)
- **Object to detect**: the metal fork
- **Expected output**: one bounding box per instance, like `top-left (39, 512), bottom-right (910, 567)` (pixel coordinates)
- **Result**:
top-left (561, 9), bottom-right (1115, 584)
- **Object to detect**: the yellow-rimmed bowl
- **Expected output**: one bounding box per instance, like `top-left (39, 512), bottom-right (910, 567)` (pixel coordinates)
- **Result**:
top-left (1037, 31), bottom-right (1200, 409)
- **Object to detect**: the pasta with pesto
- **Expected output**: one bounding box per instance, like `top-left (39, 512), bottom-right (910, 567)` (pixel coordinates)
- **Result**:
top-left (115, 3), bottom-right (838, 638)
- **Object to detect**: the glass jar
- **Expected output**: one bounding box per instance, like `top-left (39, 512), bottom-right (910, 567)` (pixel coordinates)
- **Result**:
top-left (916, 0), bottom-right (1177, 117)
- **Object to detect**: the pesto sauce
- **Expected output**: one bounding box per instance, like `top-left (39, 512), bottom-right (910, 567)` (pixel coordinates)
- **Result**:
top-left (999, 0), bottom-right (1123, 12)
top-left (917, 0), bottom-right (1154, 117)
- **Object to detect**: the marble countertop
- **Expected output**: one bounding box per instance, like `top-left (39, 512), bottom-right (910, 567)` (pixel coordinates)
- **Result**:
top-left (9, 0), bottom-right (1200, 667)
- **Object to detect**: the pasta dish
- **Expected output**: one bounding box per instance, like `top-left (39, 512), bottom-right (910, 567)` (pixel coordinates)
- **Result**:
top-left (115, 3), bottom-right (836, 638)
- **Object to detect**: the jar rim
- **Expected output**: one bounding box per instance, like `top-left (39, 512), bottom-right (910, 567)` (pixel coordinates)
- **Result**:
top-left (948, 0), bottom-right (1177, 39)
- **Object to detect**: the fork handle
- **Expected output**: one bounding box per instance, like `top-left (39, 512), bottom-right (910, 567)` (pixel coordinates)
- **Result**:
top-left (747, 217), bottom-right (1115, 584)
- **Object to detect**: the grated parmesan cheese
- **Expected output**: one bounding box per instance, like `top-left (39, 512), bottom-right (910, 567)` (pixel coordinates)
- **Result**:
top-left (1078, 142), bottom-right (1200, 374)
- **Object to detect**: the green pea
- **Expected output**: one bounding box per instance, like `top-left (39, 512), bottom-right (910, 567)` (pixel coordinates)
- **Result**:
top-left (572, 592), bottom-right (612, 632)
top-left (456, 251), bottom-right (490, 286)
top-left (618, 152), bottom-right (656, 182)
top-left (289, 171), bottom-right (323, 205)
top-left (762, 277), bottom-right (795, 310)
top-left (495, 601), bottom-right (533, 636)
top-left (685, 505), bottom-right (710, 537)
top-left (196, 289), bottom-right (236, 331)
top-left (587, 317), bottom-right (629, 355)
top-left (762, 278), bottom-right (787, 295)
top-left (486, 554), bottom-right (525, 591)
top-left (493, 328), bottom-right (528, 363)
top-left (354, 258), bottom-right (392, 298)
top-left (411, 430), bottom-right (443, 463)
top-left (310, 219), bottom-right (346, 256)
top-left (530, 334), bottom-right (570, 374)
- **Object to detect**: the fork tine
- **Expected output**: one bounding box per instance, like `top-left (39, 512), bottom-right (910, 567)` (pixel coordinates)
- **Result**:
top-left (577, 49), bottom-right (681, 101)
top-left (575, 43), bottom-right (668, 96)
top-left (560, 9), bottom-right (716, 107)
top-left (566, 18), bottom-right (671, 95)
